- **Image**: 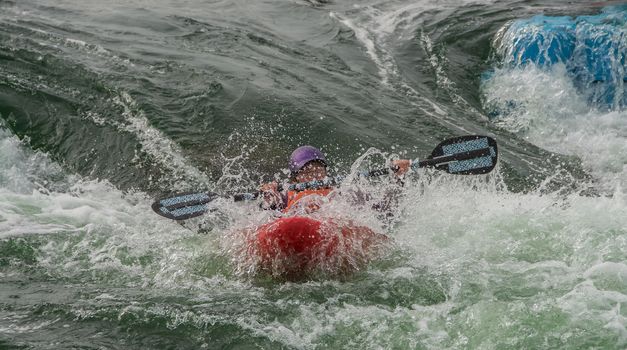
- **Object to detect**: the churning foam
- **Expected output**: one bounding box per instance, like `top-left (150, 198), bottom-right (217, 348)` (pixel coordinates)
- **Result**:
top-left (483, 64), bottom-right (627, 194)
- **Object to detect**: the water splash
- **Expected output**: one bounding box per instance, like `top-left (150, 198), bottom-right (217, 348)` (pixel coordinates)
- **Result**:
top-left (482, 64), bottom-right (627, 194)
top-left (491, 8), bottom-right (627, 110)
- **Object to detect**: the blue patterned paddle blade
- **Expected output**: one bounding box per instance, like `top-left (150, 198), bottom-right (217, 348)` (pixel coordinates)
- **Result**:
top-left (151, 192), bottom-right (219, 220)
top-left (429, 135), bottom-right (498, 175)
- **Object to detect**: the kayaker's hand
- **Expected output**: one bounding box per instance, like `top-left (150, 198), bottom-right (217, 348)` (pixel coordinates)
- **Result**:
top-left (260, 182), bottom-right (279, 193)
top-left (259, 182), bottom-right (282, 210)
top-left (392, 159), bottom-right (411, 176)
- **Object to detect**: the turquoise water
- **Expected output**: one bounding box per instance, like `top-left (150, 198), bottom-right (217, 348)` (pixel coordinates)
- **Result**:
top-left (1, 0), bottom-right (626, 348)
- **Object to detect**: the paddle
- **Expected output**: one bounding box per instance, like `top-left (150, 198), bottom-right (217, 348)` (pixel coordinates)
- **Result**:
top-left (151, 178), bottom-right (339, 221)
top-left (152, 135), bottom-right (497, 220)
top-left (366, 134), bottom-right (497, 176)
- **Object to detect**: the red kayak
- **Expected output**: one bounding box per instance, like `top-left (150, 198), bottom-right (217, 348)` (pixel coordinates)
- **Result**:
top-left (248, 216), bottom-right (388, 280)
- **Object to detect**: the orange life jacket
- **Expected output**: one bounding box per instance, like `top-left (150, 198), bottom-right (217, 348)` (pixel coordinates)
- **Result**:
top-left (284, 188), bottom-right (333, 213)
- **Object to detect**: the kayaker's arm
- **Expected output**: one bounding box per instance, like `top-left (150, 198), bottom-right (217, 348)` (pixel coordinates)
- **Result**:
top-left (364, 161), bottom-right (410, 214)
top-left (371, 186), bottom-right (404, 215)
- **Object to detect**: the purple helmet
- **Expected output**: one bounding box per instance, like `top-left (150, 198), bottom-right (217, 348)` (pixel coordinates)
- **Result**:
top-left (288, 145), bottom-right (327, 176)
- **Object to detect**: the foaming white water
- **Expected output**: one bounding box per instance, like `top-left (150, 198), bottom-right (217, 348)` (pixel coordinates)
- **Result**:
top-left (483, 65), bottom-right (627, 193)
top-left (202, 165), bottom-right (627, 348)
top-left (2, 118), bottom-right (627, 347)
top-left (397, 171), bottom-right (626, 267)
top-left (0, 127), bottom-right (200, 288)
top-left (0, 129), bottom-right (67, 194)
top-left (385, 170), bottom-right (627, 346)
top-left (0, 129), bottom-right (137, 236)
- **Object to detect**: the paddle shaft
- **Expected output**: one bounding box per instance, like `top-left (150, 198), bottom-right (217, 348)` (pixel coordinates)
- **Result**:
top-left (232, 178), bottom-right (339, 202)
top-left (152, 135), bottom-right (498, 220)
top-left (366, 146), bottom-right (492, 177)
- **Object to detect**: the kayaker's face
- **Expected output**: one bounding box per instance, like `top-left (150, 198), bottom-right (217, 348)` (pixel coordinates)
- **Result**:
top-left (295, 162), bottom-right (327, 183)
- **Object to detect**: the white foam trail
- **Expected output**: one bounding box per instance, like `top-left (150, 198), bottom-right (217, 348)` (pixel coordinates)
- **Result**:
top-left (1, 8), bottom-right (134, 68)
top-left (110, 92), bottom-right (211, 190)
top-left (330, 3), bottom-right (419, 88)
top-left (0, 13), bottom-right (207, 190)
top-left (329, 1), bottom-right (494, 131)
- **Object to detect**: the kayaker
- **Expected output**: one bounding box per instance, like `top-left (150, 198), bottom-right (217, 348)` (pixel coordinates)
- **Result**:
top-left (259, 145), bottom-right (410, 212)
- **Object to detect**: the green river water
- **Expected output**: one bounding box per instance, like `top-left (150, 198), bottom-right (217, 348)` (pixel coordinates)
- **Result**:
top-left (1, 0), bottom-right (626, 348)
